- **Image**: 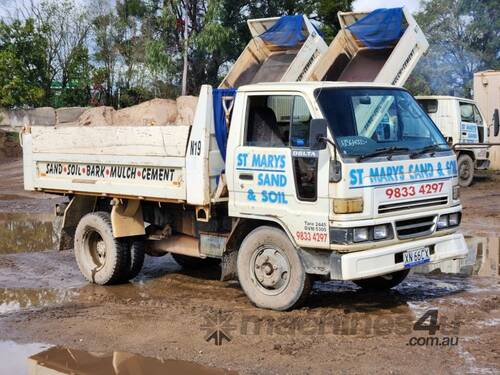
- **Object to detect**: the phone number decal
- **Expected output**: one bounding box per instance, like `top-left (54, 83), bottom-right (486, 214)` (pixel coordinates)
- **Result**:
top-left (385, 182), bottom-right (444, 199)
top-left (296, 231), bottom-right (328, 242)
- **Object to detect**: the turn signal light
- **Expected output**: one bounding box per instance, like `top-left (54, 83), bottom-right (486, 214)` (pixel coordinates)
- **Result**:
top-left (333, 198), bottom-right (363, 214)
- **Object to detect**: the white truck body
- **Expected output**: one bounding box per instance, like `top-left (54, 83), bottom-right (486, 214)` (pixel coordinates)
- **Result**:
top-left (416, 95), bottom-right (490, 186)
top-left (474, 70), bottom-right (500, 170)
top-left (23, 86), bottom-right (222, 207)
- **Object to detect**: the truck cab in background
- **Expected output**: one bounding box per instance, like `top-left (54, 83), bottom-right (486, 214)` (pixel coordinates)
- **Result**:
top-left (416, 96), bottom-right (491, 187)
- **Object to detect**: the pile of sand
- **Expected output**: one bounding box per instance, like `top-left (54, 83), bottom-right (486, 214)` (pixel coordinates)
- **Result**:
top-left (73, 96), bottom-right (199, 127)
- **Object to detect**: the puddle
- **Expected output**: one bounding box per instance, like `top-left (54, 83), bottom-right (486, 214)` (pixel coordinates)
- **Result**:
top-left (24, 345), bottom-right (236, 375)
top-left (0, 288), bottom-right (78, 314)
top-left (414, 236), bottom-right (500, 278)
top-left (0, 212), bottom-right (60, 254)
top-left (0, 341), bottom-right (51, 375)
top-left (0, 341), bottom-right (237, 375)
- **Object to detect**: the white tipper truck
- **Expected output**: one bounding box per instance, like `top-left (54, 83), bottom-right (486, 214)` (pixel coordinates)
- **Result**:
top-left (416, 96), bottom-right (499, 187)
top-left (21, 10), bottom-right (468, 311)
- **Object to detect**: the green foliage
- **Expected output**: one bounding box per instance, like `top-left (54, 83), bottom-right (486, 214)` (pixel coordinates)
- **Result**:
top-left (0, 19), bottom-right (48, 108)
top-left (409, 0), bottom-right (500, 97)
top-left (316, 0), bottom-right (353, 43)
top-left (1, 0), bottom-right (495, 108)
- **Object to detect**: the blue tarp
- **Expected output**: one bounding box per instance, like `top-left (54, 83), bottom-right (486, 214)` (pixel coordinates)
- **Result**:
top-left (347, 8), bottom-right (406, 49)
top-left (259, 15), bottom-right (306, 48)
top-left (213, 88), bottom-right (237, 161)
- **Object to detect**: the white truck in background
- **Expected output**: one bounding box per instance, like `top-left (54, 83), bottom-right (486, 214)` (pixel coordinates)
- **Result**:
top-left (416, 96), bottom-right (500, 186)
top-left (21, 9), bottom-right (468, 311)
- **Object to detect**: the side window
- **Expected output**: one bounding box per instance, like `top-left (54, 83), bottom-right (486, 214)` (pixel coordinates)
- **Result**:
top-left (460, 102), bottom-right (475, 123)
top-left (290, 96), bottom-right (312, 147)
top-left (244, 95), bottom-right (312, 148)
top-left (417, 99), bottom-right (438, 114)
top-left (245, 95), bottom-right (292, 147)
top-left (473, 105), bottom-right (483, 125)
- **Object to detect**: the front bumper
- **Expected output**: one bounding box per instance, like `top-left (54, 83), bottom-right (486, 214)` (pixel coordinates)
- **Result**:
top-left (328, 233), bottom-right (468, 280)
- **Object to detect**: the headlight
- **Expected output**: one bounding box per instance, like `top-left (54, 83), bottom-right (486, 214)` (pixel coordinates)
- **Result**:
top-left (373, 224), bottom-right (389, 240)
top-left (452, 185), bottom-right (460, 200)
top-left (437, 213), bottom-right (461, 230)
top-left (330, 224), bottom-right (393, 244)
top-left (353, 227), bottom-right (369, 242)
top-left (449, 213), bottom-right (460, 226)
top-left (437, 215), bottom-right (449, 229)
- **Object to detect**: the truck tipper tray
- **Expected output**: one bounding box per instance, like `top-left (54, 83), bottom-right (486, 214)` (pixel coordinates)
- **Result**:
top-left (219, 15), bottom-right (328, 88)
top-left (306, 7), bottom-right (429, 86)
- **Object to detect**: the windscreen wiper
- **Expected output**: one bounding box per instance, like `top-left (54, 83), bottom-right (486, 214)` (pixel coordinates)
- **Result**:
top-left (356, 146), bottom-right (410, 162)
top-left (410, 143), bottom-right (449, 159)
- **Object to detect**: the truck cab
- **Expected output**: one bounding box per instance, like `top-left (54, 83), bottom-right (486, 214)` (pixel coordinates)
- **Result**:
top-left (416, 96), bottom-right (490, 186)
top-left (225, 82), bottom-right (467, 309)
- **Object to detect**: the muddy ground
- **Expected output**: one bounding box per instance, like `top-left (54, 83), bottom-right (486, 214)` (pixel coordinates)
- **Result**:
top-left (0, 155), bottom-right (499, 374)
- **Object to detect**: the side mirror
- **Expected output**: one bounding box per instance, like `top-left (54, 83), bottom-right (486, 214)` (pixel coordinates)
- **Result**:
top-left (309, 119), bottom-right (328, 150)
top-left (493, 109), bottom-right (499, 137)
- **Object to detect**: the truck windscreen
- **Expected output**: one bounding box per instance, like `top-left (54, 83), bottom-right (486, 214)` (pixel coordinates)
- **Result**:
top-left (315, 88), bottom-right (448, 158)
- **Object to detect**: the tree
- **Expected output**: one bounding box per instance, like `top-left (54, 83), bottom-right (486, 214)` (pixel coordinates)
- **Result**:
top-left (0, 18), bottom-right (48, 108)
top-left (407, 0), bottom-right (500, 97)
top-left (315, 0), bottom-right (353, 43)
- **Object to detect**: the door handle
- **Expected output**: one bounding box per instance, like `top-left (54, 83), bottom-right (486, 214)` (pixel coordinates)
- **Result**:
top-left (239, 173), bottom-right (254, 181)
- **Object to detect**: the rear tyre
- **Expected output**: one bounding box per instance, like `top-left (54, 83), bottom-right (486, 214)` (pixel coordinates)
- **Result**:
top-left (457, 154), bottom-right (474, 187)
top-left (74, 211), bottom-right (130, 285)
top-left (123, 236), bottom-right (145, 281)
top-left (237, 226), bottom-right (311, 311)
top-left (352, 269), bottom-right (410, 290)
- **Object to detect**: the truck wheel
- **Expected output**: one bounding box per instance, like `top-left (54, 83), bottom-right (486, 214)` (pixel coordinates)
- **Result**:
top-left (124, 236), bottom-right (145, 281)
top-left (457, 154), bottom-right (474, 187)
top-left (353, 269), bottom-right (410, 290)
top-left (74, 211), bottom-right (130, 285)
top-left (237, 226), bottom-right (311, 311)
top-left (171, 253), bottom-right (219, 268)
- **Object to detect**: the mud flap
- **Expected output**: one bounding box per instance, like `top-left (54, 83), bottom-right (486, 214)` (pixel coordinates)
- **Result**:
top-left (220, 251), bottom-right (237, 281)
top-left (57, 196), bottom-right (97, 250)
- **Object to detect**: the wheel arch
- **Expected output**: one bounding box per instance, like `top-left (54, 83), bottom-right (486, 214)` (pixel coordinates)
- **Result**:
top-left (226, 216), bottom-right (297, 253)
top-left (457, 150), bottom-right (475, 161)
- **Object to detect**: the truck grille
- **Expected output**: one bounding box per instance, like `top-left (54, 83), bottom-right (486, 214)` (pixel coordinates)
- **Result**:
top-left (395, 215), bottom-right (436, 239)
top-left (378, 196), bottom-right (448, 214)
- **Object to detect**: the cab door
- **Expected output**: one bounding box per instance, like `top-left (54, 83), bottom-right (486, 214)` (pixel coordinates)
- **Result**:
top-left (230, 92), bottom-right (331, 249)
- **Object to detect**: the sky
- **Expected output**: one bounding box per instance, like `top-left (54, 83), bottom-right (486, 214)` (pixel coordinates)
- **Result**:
top-left (352, 0), bottom-right (422, 13)
top-left (1, 0), bottom-right (424, 19)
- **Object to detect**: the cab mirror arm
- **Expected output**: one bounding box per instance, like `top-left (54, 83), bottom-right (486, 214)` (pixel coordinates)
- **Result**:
top-left (309, 119), bottom-right (341, 182)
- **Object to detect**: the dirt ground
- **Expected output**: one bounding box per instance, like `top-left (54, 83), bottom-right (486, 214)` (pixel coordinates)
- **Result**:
top-left (0, 155), bottom-right (499, 374)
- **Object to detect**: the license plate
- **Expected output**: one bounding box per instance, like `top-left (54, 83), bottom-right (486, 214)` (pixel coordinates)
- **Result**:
top-left (403, 247), bottom-right (431, 268)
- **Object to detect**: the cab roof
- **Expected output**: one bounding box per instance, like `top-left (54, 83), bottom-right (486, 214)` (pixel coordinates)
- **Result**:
top-left (237, 81), bottom-right (404, 93)
top-left (415, 95), bottom-right (474, 103)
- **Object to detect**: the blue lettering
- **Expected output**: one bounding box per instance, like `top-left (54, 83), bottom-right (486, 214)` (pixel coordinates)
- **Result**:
top-left (237, 153), bottom-right (248, 167)
top-left (258, 173), bottom-right (287, 187)
top-left (350, 169), bottom-right (364, 186)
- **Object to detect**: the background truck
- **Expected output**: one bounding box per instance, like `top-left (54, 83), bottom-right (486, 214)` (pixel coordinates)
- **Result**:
top-left (21, 9), bottom-right (468, 311)
top-left (416, 96), bottom-right (499, 186)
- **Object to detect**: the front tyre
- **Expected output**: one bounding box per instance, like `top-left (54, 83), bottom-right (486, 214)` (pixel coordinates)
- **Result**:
top-left (237, 226), bottom-right (311, 311)
top-left (352, 269), bottom-right (410, 290)
top-left (74, 211), bottom-right (130, 285)
top-left (457, 154), bottom-right (474, 187)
